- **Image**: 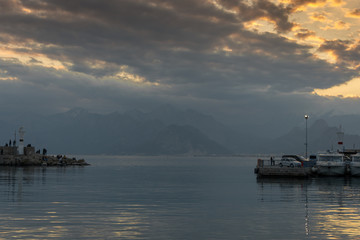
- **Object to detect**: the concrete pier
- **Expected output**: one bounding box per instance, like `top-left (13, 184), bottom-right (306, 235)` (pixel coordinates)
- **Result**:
top-left (255, 158), bottom-right (314, 177)
top-left (256, 166), bottom-right (313, 177)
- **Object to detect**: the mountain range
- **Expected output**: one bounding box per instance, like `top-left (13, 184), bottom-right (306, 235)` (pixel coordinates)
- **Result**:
top-left (0, 106), bottom-right (359, 155)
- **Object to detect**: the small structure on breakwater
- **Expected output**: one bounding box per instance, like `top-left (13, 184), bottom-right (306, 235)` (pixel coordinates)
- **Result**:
top-left (0, 127), bottom-right (89, 166)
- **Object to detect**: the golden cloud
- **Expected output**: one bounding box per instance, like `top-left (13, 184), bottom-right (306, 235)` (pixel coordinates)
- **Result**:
top-left (0, 69), bottom-right (17, 81)
top-left (291, 0), bottom-right (327, 12)
top-left (327, 0), bottom-right (346, 7)
top-left (243, 18), bottom-right (278, 34)
top-left (321, 20), bottom-right (350, 30)
top-left (347, 9), bottom-right (360, 18)
top-left (113, 66), bottom-right (159, 86)
top-left (286, 0), bottom-right (344, 12)
top-left (313, 50), bottom-right (338, 63)
top-left (313, 77), bottom-right (360, 98)
top-left (310, 12), bottom-right (328, 22)
top-left (328, 0), bottom-right (344, 6)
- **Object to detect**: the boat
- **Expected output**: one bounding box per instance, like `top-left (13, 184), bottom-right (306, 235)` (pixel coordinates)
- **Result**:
top-left (350, 154), bottom-right (360, 176)
top-left (315, 153), bottom-right (347, 176)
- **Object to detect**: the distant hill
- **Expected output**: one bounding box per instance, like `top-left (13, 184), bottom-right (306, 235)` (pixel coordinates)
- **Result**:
top-left (325, 114), bottom-right (360, 136)
top-left (127, 105), bottom-right (262, 153)
top-left (136, 124), bottom-right (230, 155)
top-left (0, 107), bottom-right (233, 155)
top-left (0, 106), bottom-right (360, 155)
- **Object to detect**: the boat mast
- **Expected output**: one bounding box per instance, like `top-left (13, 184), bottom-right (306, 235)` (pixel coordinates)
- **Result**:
top-left (337, 125), bottom-right (344, 152)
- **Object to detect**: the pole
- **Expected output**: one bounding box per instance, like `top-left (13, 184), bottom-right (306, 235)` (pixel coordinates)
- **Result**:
top-left (305, 115), bottom-right (309, 158)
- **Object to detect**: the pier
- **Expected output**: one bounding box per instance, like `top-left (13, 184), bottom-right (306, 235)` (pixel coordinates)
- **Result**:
top-left (255, 158), bottom-right (315, 177)
top-left (255, 165), bottom-right (313, 177)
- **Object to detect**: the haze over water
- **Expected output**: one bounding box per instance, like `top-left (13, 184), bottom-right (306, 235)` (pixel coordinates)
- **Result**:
top-left (0, 156), bottom-right (359, 239)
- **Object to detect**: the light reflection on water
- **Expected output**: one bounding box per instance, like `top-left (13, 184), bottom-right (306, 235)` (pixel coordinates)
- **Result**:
top-left (0, 165), bottom-right (152, 239)
top-left (257, 176), bottom-right (360, 239)
top-left (0, 157), bottom-right (359, 239)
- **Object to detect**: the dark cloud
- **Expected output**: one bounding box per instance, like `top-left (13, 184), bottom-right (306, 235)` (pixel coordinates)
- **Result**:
top-left (289, 0), bottom-right (327, 8)
top-left (319, 40), bottom-right (360, 70)
top-left (295, 29), bottom-right (316, 39)
top-left (0, 0), bottom-right (353, 86)
top-left (218, 0), bottom-right (294, 32)
top-left (0, 0), bottom-right (20, 12)
top-left (349, 8), bottom-right (360, 17)
top-left (0, 0), bottom-right (357, 136)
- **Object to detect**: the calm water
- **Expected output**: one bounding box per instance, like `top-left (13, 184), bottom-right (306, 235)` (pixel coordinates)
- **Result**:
top-left (0, 156), bottom-right (360, 239)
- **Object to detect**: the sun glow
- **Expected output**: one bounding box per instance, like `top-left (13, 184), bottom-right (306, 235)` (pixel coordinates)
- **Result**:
top-left (21, 7), bottom-right (33, 14)
top-left (111, 66), bottom-right (159, 86)
top-left (313, 77), bottom-right (360, 98)
top-left (0, 76), bottom-right (18, 81)
top-left (0, 44), bottom-right (67, 71)
top-left (243, 19), bottom-right (278, 34)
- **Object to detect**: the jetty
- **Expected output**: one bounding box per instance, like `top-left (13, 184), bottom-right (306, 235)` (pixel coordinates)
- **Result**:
top-left (255, 166), bottom-right (312, 177)
top-left (255, 156), bottom-right (316, 177)
top-left (0, 127), bottom-right (89, 166)
top-left (255, 152), bottom-right (360, 177)
top-left (254, 121), bottom-right (360, 177)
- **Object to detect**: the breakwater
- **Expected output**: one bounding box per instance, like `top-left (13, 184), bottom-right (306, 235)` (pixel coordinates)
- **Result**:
top-left (0, 154), bottom-right (88, 166)
top-left (0, 127), bottom-right (89, 166)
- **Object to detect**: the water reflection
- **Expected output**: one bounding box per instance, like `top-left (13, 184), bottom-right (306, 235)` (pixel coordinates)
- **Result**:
top-left (0, 204), bottom-right (150, 239)
top-left (257, 177), bottom-right (360, 239)
top-left (5, 156), bottom-right (360, 239)
top-left (0, 167), bottom-right (50, 202)
top-left (0, 166), bottom-right (151, 239)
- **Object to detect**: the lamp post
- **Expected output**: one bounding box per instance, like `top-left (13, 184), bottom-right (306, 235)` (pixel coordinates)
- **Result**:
top-left (305, 115), bottom-right (309, 159)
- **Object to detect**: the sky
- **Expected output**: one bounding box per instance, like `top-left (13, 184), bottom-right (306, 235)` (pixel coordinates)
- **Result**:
top-left (1, 0), bottom-right (360, 135)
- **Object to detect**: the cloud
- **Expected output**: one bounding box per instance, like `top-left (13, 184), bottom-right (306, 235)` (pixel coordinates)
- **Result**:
top-left (321, 20), bottom-right (350, 30)
top-left (310, 12), bottom-right (329, 21)
top-left (313, 77), bottom-right (360, 98)
top-left (218, 0), bottom-right (295, 32)
top-left (347, 8), bottom-right (360, 18)
top-left (0, 0), bottom-right (358, 136)
top-left (287, 0), bottom-right (343, 10)
top-left (295, 28), bottom-right (317, 39)
top-left (319, 39), bottom-right (360, 69)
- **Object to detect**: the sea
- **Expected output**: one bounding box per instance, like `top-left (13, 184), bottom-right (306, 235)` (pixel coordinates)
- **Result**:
top-left (0, 155), bottom-right (359, 239)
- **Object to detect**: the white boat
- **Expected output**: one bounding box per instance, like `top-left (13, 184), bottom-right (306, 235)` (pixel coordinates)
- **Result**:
top-left (315, 153), bottom-right (347, 176)
top-left (350, 154), bottom-right (360, 176)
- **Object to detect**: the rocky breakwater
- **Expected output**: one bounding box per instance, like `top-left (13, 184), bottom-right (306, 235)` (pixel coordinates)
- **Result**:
top-left (0, 154), bottom-right (89, 166)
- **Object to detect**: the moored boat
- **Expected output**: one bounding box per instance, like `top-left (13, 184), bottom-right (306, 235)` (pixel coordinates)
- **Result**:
top-left (350, 154), bottom-right (360, 176)
top-left (315, 153), bottom-right (347, 176)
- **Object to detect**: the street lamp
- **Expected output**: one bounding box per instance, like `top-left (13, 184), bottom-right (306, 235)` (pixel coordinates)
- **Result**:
top-left (305, 115), bottom-right (309, 159)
